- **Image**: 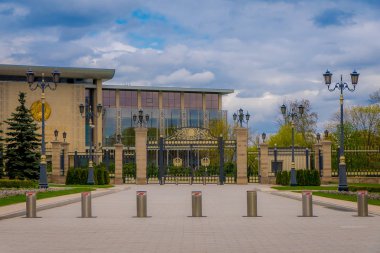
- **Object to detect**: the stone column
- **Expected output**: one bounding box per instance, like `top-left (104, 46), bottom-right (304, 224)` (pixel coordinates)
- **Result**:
top-left (236, 127), bottom-right (248, 185)
top-left (135, 127), bottom-right (148, 184)
top-left (321, 140), bottom-right (332, 180)
top-left (259, 143), bottom-right (270, 184)
top-left (51, 140), bottom-right (62, 183)
top-left (314, 143), bottom-right (322, 171)
top-left (114, 143), bottom-right (124, 185)
top-left (61, 142), bottom-right (70, 177)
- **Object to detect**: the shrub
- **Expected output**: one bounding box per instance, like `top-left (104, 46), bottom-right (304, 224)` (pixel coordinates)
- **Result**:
top-left (0, 179), bottom-right (38, 188)
top-left (348, 185), bottom-right (380, 193)
top-left (276, 171), bottom-right (290, 186)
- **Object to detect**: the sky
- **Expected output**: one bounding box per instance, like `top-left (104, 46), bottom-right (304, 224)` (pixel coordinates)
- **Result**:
top-left (1, 0), bottom-right (379, 135)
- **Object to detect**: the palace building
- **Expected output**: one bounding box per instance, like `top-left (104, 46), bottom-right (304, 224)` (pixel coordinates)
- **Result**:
top-left (0, 64), bottom-right (233, 152)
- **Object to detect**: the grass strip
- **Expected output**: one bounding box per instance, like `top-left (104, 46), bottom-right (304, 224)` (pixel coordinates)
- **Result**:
top-left (49, 184), bottom-right (113, 188)
top-left (271, 186), bottom-right (337, 191)
top-left (0, 187), bottom-right (96, 207)
top-left (312, 192), bottom-right (380, 206)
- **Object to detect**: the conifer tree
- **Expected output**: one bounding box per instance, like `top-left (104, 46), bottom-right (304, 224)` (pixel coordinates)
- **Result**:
top-left (4, 92), bottom-right (40, 180)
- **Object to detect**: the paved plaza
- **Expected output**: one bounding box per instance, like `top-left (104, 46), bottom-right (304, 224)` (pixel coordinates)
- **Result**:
top-left (0, 184), bottom-right (379, 253)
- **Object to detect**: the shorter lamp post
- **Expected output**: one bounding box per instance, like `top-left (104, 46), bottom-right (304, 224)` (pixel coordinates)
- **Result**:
top-left (54, 129), bottom-right (59, 141)
top-left (63, 131), bottom-right (67, 142)
top-left (133, 109), bottom-right (150, 127)
top-left (79, 100), bottom-right (103, 184)
top-left (261, 132), bottom-right (266, 143)
top-left (233, 108), bottom-right (250, 127)
top-left (280, 103), bottom-right (304, 186)
top-left (27, 69), bottom-right (60, 188)
top-left (323, 69), bottom-right (359, 191)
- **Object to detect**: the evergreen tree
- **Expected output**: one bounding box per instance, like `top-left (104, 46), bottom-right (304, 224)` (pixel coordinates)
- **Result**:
top-left (4, 92), bottom-right (40, 180)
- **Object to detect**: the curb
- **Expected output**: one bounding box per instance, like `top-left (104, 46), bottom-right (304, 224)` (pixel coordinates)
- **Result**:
top-left (270, 191), bottom-right (380, 216)
top-left (0, 186), bottom-right (130, 220)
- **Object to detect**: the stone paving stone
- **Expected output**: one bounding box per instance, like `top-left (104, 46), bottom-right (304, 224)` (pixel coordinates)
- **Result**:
top-left (0, 184), bottom-right (379, 253)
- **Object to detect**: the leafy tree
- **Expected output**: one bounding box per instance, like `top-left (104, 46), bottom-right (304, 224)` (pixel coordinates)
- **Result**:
top-left (369, 89), bottom-right (380, 104)
top-left (268, 124), bottom-right (308, 147)
top-left (4, 92), bottom-right (40, 180)
top-left (278, 99), bottom-right (318, 146)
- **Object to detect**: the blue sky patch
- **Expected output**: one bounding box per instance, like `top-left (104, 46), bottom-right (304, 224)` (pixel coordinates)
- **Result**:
top-left (131, 9), bottom-right (167, 23)
top-left (313, 9), bottom-right (354, 27)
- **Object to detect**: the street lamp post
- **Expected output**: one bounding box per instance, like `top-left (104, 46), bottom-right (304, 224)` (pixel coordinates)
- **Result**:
top-left (26, 69), bottom-right (60, 188)
top-left (280, 103), bottom-right (304, 186)
top-left (323, 70), bottom-right (359, 191)
top-left (133, 109), bottom-right (150, 127)
top-left (79, 99), bottom-right (103, 184)
top-left (233, 108), bottom-right (250, 127)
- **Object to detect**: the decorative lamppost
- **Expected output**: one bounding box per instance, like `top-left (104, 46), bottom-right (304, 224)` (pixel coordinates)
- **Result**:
top-left (280, 103), bottom-right (304, 186)
top-left (63, 131), bottom-right (67, 142)
top-left (79, 100), bottom-right (103, 184)
top-left (233, 108), bottom-right (250, 127)
top-left (261, 132), bottom-right (266, 143)
top-left (133, 109), bottom-right (150, 127)
top-left (54, 129), bottom-right (59, 141)
top-left (26, 69), bottom-right (60, 188)
top-left (323, 69), bottom-right (359, 191)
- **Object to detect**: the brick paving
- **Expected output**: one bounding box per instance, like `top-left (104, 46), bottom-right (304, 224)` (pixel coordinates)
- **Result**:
top-left (0, 184), bottom-right (379, 253)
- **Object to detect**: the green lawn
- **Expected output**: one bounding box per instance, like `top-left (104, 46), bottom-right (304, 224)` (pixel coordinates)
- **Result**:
top-left (0, 187), bottom-right (97, 207)
top-left (49, 184), bottom-right (114, 188)
top-left (312, 192), bottom-right (380, 206)
top-left (271, 186), bottom-right (337, 191)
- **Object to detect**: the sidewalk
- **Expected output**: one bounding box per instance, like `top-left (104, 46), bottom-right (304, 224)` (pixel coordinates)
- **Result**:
top-left (0, 185), bottom-right (128, 220)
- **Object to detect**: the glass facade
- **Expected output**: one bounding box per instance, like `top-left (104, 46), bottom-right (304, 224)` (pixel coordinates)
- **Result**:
top-left (103, 90), bottom-right (116, 107)
top-left (162, 92), bottom-right (181, 108)
top-left (141, 91), bottom-right (159, 108)
top-left (120, 90), bottom-right (137, 107)
top-left (184, 93), bottom-right (202, 109)
top-left (95, 89), bottom-right (228, 147)
top-left (205, 93), bottom-right (219, 109)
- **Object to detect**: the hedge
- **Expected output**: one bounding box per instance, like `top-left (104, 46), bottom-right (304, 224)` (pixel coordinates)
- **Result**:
top-left (348, 185), bottom-right (380, 193)
top-left (66, 168), bottom-right (110, 185)
top-left (0, 179), bottom-right (38, 188)
top-left (276, 169), bottom-right (320, 186)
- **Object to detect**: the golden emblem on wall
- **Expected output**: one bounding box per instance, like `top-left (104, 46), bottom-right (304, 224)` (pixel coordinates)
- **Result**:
top-left (30, 101), bottom-right (51, 122)
top-left (173, 157), bottom-right (183, 167)
top-left (201, 157), bottom-right (210, 167)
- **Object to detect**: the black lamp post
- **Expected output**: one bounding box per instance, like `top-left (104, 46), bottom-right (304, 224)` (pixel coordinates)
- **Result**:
top-left (133, 109), bottom-right (150, 127)
top-left (54, 129), bottom-right (59, 141)
top-left (233, 108), bottom-right (250, 127)
top-left (262, 132), bottom-right (266, 143)
top-left (79, 99), bottom-right (103, 184)
top-left (323, 69), bottom-right (359, 191)
top-left (63, 131), bottom-right (67, 142)
top-left (26, 69), bottom-right (60, 188)
top-left (280, 103), bottom-right (304, 186)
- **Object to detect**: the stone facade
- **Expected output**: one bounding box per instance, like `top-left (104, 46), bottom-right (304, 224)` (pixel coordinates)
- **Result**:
top-left (235, 127), bottom-right (248, 184)
top-left (135, 127), bottom-right (148, 185)
top-left (114, 143), bottom-right (123, 185)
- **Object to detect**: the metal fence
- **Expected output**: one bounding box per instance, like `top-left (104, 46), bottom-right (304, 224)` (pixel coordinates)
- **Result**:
top-left (332, 148), bottom-right (380, 177)
top-left (248, 150), bottom-right (259, 183)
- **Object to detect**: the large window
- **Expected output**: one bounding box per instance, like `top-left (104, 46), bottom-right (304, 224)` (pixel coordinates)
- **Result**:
top-left (184, 93), bottom-right (202, 109)
top-left (120, 90), bottom-right (138, 107)
top-left (103, 90), bottom-right (116, 107)
top-left (162, 92), bottom-right (181, 109)
top-left (141, 91), bottom-right (159, 108)
top-left (205, 94), bottom-right (219, 109)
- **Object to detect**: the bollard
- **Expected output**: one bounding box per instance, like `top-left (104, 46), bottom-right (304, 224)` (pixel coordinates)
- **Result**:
top-left (192, 191), bottom-right (202, 217)
top-left (81, 192), bottom-right (93, 218)
top-left (302, 191), bottom-right (313, 217)
top-left (357, 191), bottom-right (368, 217)
top-left (136, 191), bottom-right (147, 217)
top-left (26, 192), bottom-right (37, 218)
top-left (246, 190), bottom-right (258, 217)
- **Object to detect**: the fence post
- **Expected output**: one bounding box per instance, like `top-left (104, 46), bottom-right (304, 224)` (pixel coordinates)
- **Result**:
top-left (51, 140), bottom-right (62, 183)
top-left (321, 139), bottom-right (332, 182)
top-left (135, 127), bottom-right (148, 185)
top-left (114, 143), bottom-right (124, 184)
top-left (305, 148), bottom-right (309, 170)
top-left (259, 143), bottom-right (270, 184)
top-left (104, 149), bottom-right (110, 171)
top-left (236, 127), bottom-right (248, 185)
top-left (158, 136), bottom-right (164, 185)
top-left (218, 135), bottom-right (225, 185)
top-left (61, 142), bottom-right (70, 176)
top-left (274, 145), bottom-right (278, 174)
top-left (60, 149), bottom-right (64, 176)
top-left (74, 150), bottom-right (78, 169)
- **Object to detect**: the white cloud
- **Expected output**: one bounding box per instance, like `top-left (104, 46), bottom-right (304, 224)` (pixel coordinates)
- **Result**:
top-left (154, 68), bottom-right (215, 85)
